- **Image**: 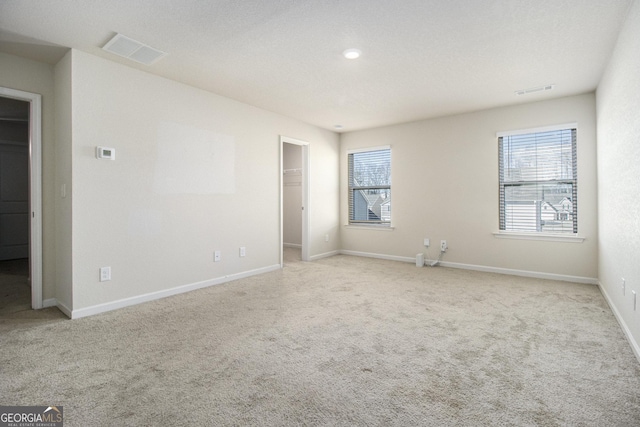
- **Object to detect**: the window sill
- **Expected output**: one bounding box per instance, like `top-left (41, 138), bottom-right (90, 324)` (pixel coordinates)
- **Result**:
top-left (493, 231), bottom-right (585, 243)
top-left (345, 224), bottom-right (395, 231)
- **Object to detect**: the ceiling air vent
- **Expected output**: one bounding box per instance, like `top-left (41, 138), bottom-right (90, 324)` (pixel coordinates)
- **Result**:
top-left (515, 84), bottom-right (555, 96)
top-left (102, 33), bottom-right (166, 65)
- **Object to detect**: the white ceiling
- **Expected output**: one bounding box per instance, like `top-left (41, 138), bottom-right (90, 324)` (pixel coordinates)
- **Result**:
top-left (0, 0), bottom-right (632, 132)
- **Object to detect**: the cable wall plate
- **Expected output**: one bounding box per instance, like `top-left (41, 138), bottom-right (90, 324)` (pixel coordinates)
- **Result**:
top-left (96, 146), bottom-right (115, 160)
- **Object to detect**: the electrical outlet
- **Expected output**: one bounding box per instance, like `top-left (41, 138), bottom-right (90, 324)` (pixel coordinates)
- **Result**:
top-left (239, 247), bottom-right (246, 257)
top-left (100, 266), bottom-right (111, 282)
top-left (440, 240), bottom-right (447, 252)
top-left (214, 251), bottom-right (221, 262)
top-left (424, 238), bottom-right (430, 247)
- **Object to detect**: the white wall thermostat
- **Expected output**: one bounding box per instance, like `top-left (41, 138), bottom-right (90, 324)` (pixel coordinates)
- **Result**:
top-left (96, 146), bottom-right (116, 160)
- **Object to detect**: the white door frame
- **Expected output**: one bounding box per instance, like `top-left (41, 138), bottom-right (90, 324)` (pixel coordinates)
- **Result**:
top-left (0, 87), bottom-right (43, 309)
top-left (280, 135), bottom-right (309, 266)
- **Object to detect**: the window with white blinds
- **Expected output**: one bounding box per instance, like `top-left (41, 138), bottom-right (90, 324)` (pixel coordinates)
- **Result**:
top-left (498, 127), bottom-right (577, 233)
top-left (348, 147), bottom-right (391, 225)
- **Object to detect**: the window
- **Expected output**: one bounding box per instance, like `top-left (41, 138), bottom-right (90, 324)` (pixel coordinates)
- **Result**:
top-left (348, 147), bottom-right (391, 226)
top-left (498, 126), bottom-right (577, 233)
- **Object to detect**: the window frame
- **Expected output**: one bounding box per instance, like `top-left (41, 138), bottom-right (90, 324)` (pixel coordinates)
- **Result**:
top-left (497, 124), bottom-right (580, 238)
top-left (347, 146), bottom-right (392, 227)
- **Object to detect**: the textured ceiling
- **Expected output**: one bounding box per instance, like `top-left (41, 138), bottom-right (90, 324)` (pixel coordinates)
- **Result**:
top-left (0, 0), bottom-right (632, 131)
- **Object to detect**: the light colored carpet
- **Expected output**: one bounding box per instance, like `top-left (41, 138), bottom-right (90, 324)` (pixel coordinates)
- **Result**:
top-left (0, 258), bottom-right (30, 316)
top-left (1, 249), bottom-right (640, 426)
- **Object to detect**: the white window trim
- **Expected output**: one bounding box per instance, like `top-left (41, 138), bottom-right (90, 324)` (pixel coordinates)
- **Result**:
top-left (493, 231), bottom-right (585, 243)
top-left (498, 124), bottom-right (578, 235)
top-left (497, 122), bottom-right (578, 138)
top-left (347, 145), bottom-right (391, 155)
top-left (347, 145), bottom-right (392, 227)
top-left (345, 224), bottom-right (395, 231)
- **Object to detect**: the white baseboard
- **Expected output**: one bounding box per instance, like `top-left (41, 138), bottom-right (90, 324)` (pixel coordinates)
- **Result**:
top-left (436, 260), bottom-right (598, 285)
top-left (56, 300), bottom-right (72, 318)
top-left (42, 298), bottom-right (57, 308)
top-left (283, 243), bottom-right (302, 248)
top-left (41, 298), bottom-right (72, 319)
top-left (339, 250), bottom-right (598, 284)
top-left (598, 282), bottom-right (640, 364)
top-left (310, 250), bottom-right (340, 261)
top-left (339, 250), bottom-right (415, 264)
top-left (70, 264), bottom-right (281, 319)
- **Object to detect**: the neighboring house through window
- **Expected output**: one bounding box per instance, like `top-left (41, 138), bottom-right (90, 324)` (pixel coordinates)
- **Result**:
top-left (498, 125), bottom-right (577, 233)
top-left (348, 147), bottom-right (391, 226)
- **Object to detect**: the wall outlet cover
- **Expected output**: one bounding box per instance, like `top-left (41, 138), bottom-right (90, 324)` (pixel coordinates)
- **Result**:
top-left (100, 266), bottom-right (111, 282)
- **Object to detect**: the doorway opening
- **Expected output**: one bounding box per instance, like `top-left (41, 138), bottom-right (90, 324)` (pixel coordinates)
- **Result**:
top-left (280, 136), bottom-right (309, 267)
top-left (0, 88), bottom-right (43, 310)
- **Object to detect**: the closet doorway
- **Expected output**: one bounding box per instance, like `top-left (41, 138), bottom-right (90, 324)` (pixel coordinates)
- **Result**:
top-left (280, 136), bottom-right (309, 266)
top-left (0, 87), bottom-right (43, 310)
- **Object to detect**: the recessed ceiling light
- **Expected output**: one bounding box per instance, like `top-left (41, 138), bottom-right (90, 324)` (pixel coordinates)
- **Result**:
top-left (343, 48), bottom-right (361, 59)
top-left (334, 125), bottom-right (344, 130)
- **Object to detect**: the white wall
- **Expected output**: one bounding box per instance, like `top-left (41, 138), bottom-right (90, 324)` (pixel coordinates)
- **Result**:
top-left (309, 139), bottom-right (340, 257)
top-left (0, 52), bottom-right (57, 301)
top-left (54, 51), bottom-right (73, 312)
top-left (596, 0), bottom-right (640, 353)
top-left (67, 50), bottom-right (339, 314)
top-left (340, 93), bottom-right (598, 281)
top-left (283, 143), bottom-right (302, 246)
top-left (0, 46), bottom-right (610, 317)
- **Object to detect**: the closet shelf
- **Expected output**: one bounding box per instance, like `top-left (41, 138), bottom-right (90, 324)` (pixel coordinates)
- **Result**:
top-left (283, 168), bottom-right (302, 175)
